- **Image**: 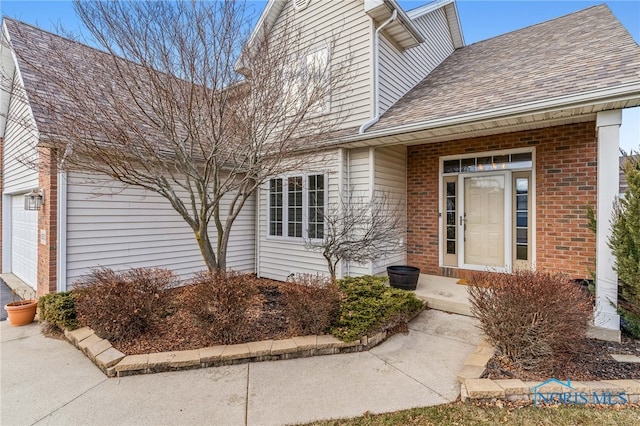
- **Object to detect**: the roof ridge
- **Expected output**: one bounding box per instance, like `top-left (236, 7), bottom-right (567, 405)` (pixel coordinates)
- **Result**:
top-left (2, 16), bottom-right (111, 59)
top-left (462, 4), bottom-right (609, 49)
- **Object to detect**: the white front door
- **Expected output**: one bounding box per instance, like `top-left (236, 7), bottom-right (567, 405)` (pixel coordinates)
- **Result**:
top-left (459, 173), bottom-right (510, 270)
top-left (11, 194), bottom-right (38, 288)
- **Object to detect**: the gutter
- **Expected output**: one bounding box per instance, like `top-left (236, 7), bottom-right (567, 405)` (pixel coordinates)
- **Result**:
top-left (359, 9), bottom-right (397, 134)
top-left (354, 82), bottom-right (640, 141)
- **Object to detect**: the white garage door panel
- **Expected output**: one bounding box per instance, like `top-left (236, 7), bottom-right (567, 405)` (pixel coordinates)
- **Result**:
top-left (11, 194), bottom-right (38, 288)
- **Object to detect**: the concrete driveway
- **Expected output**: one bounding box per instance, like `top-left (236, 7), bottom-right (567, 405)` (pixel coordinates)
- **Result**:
top-left (1, 309), bottom-right (481, 426)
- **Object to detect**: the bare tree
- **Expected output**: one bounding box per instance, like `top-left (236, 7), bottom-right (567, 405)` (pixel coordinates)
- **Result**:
top-left (5, 0), bottom-right (351, 272)
top-left (305, 190), bottom-right (406, 280)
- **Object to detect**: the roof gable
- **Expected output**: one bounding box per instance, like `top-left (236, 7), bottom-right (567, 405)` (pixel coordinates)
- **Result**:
top-left (371, 4), bottom-right (640, 132)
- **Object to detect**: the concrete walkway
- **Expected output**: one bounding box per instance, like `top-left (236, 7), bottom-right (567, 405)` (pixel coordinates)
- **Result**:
top-left (1, 310), bottom-right (481, 426)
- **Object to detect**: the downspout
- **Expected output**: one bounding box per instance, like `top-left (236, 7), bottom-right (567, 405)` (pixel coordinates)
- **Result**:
top-left (359, 9), bottom-right (397, 134)
top-left (346, 149), bottom-right (351, 277)
top-left (255, 185), bottom-right (260, 277)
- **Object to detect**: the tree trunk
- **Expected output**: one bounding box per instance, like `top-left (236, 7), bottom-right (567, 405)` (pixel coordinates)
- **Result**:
top-left (217, 229), bottom-right (229, 272)
top-left (325, 253), bottom-right (337, 281)
top-left (195, 224), bottom-right (218, 272)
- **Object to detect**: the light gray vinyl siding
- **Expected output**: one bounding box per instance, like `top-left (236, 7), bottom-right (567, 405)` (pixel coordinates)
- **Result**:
top-left (347, 147), bottom-right (371, 196)
top-left (378, 8), bottom-right (455, 114)
top-left (372, 145), bottom-right (407, 274)
top-left (2, 71), bottom-right (39, 194)
top-left (65, 172), bottom-right (255, 286)
top-left (270, 0), bottom-right (373, 130)
top-left (343, 147), bottom-right (373, 277)
top-left (257, 150), bottom-right (339, 281)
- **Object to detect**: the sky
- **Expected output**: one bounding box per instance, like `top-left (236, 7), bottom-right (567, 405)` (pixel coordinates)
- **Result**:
top-left (1, 0), bottom-right (639, 151)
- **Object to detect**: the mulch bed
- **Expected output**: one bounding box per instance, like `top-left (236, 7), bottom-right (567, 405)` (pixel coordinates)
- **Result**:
top-left (483, 335), bottom-right (640, 381)
top-left (111, 280), bottom-right (304, 355)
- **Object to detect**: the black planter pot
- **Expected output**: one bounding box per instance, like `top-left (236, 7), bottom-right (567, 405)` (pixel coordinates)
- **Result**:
top-left (387, 266), bottom-right (421, 291)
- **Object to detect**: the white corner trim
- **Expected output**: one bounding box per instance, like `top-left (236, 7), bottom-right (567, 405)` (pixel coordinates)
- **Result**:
top-left (1, 194), bottom-right (11, 272)
top-left (56, 171), bottom-right (67, 292)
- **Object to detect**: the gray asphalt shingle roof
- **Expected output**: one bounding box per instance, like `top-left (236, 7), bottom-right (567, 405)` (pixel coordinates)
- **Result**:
top-left (371, 5), bottom-right (640, 132)
top-left (4, 4), bottom-right (640, 145)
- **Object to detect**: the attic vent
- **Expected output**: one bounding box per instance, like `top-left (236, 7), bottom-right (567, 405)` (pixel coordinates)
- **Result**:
top-left (293, 0), bottom-right (311, 11)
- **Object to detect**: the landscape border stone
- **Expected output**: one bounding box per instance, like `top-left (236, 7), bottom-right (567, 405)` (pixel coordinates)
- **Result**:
top-left (458, 340), bottom-right (640, 404)
top-left (62, 325), bottom-right (392, 377)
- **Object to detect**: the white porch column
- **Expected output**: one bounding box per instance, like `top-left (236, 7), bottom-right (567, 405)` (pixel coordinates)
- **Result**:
top-left (594, 110), bottom-right (622, 336)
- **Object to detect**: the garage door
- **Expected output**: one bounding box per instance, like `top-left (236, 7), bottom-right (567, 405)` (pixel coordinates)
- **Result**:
top-left (11, 194), bottom-right (38, 288)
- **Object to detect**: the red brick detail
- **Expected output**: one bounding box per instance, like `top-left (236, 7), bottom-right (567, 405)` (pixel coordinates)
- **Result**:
top-left (37, 147), bottom-right (58, 296)
top-left (407, 122), bottom-right (597, 279)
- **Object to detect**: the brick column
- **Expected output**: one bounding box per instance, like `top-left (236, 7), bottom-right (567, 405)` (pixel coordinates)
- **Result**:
top-left (37, 147), bottom-right (58, 296)
top-left (595, 110), bottom-right (622, 339)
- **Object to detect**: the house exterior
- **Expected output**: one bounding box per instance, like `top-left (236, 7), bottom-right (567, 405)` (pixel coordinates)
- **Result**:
top-left (2, 0), bottom-right (639, 338)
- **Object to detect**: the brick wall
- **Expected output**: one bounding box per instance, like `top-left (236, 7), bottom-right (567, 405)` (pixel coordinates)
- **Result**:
top-left (37, 147), bottom-right (57, 295)
top-left (407, 121), bottom-right (597, 279)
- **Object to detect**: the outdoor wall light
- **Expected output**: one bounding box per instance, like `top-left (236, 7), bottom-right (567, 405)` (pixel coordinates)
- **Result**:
top-left (24, 188), bottom-right (44, 211)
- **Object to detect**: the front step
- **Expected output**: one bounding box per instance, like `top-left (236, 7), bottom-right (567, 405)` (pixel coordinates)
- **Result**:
top-left (412, 274), bottom-right (474, 317)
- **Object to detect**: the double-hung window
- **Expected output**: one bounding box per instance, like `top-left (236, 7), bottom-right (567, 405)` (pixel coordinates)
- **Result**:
top-left (269, 174), bottom-right (325, 239)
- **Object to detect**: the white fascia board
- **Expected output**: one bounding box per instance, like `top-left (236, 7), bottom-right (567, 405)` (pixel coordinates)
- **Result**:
top-left (0, 20), bottom-right (40, 141)
top-left (245, 0), bottom-right (283, 48)
top-left (345, 82), bottom-right (640, 143)
top-left (237, 0), bottom-right (286, 72)
top-left (406, 0), bottom-right (454, 19)
top-left (446, 1), bottom-right (465, 48)
top-left (0, 21), bottom-right (15, 137)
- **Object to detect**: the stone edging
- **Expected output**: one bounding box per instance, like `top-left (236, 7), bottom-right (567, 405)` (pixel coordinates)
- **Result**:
top-left (63, 327), bottom-right (389, 378)
top-left (457, 341), bottom-right (640, 404)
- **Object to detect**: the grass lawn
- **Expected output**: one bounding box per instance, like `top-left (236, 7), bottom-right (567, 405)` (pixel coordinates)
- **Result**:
top-left (306, 402), bottom-right (640, 425)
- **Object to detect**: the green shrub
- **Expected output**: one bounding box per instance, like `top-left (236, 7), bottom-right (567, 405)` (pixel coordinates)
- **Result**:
top-left (38, 291), bottom-right (78, 331)
top-left (185, 271), bottom-right (259, 344)
top-left (73, 268), bottom-right (177, 341)
top-left (468, 269), bottom-right (592, 369)
top-left (609, 152), bottom-right (640, 337)
top-left (330, 275), bottom-right (424, 342)
top-left (281, 275), bottom-right (341, 336)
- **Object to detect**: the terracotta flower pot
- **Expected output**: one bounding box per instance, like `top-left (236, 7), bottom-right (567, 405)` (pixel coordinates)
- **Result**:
top-left (5, 299), bottom-right (38, 326)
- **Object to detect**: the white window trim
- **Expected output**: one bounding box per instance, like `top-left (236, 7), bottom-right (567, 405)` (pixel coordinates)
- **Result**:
top-left (437, 147), bottom-right (536, 271)
top-left (303, 45), bottom-right (331, 117)
top-left (267, 173), bottom-right (328, 242)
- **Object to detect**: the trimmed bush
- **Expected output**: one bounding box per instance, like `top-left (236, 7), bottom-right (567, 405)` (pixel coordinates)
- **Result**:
top-left (38, 291), bottom-right (78, 331)
top-left (330, 275), bottom-right (424, 342)
top-left (73, 268), bottom-right (177, 341)
top-left (281, 275), bottom-right (341, 336)
top-left (186, 271), bottom-right (259, 344)
top-left (468, 269), bottom-right (593, 369)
